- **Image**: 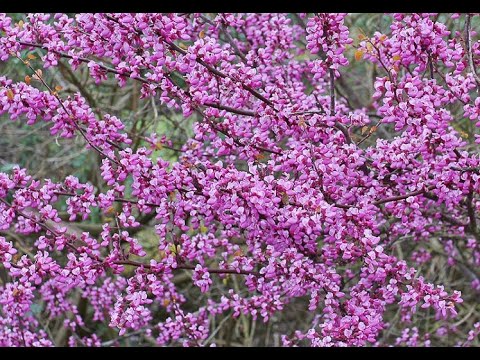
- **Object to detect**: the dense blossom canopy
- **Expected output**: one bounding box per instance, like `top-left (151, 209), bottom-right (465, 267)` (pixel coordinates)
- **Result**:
top-left (0, 13), bottom-right (479, 346)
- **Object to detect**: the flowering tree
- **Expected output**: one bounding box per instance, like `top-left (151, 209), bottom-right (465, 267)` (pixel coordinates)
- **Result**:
top-left (0, 13), bottom-right (479, 347)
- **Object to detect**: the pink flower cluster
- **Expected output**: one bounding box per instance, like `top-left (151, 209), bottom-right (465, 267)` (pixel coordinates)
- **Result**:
top-left (0, 13), bottom-right (479, 347)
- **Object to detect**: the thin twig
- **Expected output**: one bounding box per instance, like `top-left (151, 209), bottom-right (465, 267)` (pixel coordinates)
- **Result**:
top-left (465, 14), bottom-right (480, 89)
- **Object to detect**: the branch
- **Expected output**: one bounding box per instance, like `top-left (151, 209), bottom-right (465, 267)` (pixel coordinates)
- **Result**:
top-left (291, 109), bottom-right (353, 145)
top-left (220, 24), bottom-right (248, 64)
top-left (0, 198), bottom-right (81, 256)
top-left (18, 41), bottom-right (149, 84)
top-left (198, 14), bottom-right (248, 64)
top-left (15, 55), bottom-right (120, 166)
top-left (451, 166), bottom-right (480, 173)
top-left (204, 102), bottom-right (256, 117)
top-left (466, 191), bottom-right (479, 241)
top-left (115, 259), bottom-right (259, 277)
top-left (465, 14), bottom-right (480, 88)
top-left (329, 68), bottom-right (336, 116)
top-left (104, 14), bottom-right (275, 111)
top-left (373, 186), bottom-right (434, 206)
top-left (334, 122), bottom-right (352, 145)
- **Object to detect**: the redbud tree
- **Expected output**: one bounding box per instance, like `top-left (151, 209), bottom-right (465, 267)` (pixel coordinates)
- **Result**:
top-left (0, 13), bottom-right (479, 347)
